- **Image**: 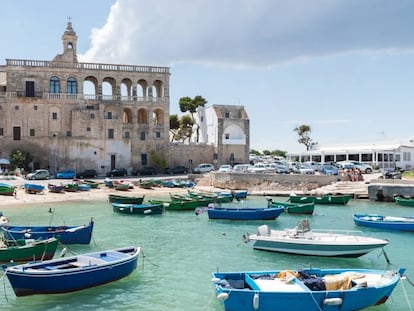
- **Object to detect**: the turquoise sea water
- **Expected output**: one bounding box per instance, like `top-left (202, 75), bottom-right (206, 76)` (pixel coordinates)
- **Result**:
top-left (0, 196), bottom-right (413, 311)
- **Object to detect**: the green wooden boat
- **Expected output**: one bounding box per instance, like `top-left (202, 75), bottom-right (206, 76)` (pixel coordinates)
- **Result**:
top-left (289, 194), bottom-right (352, 205)
top-left (394, 196), bottom-right (414, 207)
top-left (188, 190), bottom-right (234, 204)
top-left (267, 198), bottom-right (315, 215)
top-left (170, 193), bottom-right (213, 207)
top-left (149, 198), bottom-right (199, 210)
top-left (64, 183), bottom-right (78, 192)
top-left (0, 237), bottom-right (59, 262)
top-left (0, 183), bottom-right (16, 196)
top-left (108, 194), bottom-right (145, 204)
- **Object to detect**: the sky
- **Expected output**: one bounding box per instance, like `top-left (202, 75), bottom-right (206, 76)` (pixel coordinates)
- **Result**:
top-left (1, 0), bottom-right (414, 153)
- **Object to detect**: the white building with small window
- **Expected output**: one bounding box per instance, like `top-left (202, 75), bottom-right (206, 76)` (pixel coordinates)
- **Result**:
top-left (195, 105), bottom-right (250, 166)
top-left (287, 141), bottom-right (414, 170)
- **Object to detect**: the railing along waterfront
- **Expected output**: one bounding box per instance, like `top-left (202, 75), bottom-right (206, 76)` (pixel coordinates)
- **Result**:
top-left (6, 59), bottom-right (170, 74)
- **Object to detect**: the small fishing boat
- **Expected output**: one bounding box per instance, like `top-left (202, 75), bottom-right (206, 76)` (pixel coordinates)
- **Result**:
top-left (149, 198), bottom-right (199, 210)
top-left (289, 193), bottom-right (352, 205)
top-left (48, 183), bottom-right (65, 193)
top-left (394, 195), bottom-right (414, 207)
top-left (232, 189), bottom-right (248, 200)
top-left (201, 204), bottom-right (285, 220)
top-left (83, 180), bottom-right (100, 189)
top-left (111, 202), bottom-right (163, 215)
top-left (212, 267), bottom-right (405, 311)
top-left (170, 193), bottom-right (213, 207)
top-left (77, 183), bottom-right (91, 191)
top-left (108, 194), bottom-right (145, 204)
top-left (242, 219), bottom-right (388, 257)
top-left (4, 246), bottom-right (140, 296)
top-left (267, 197), bottom-right (314, 215)
top-left (64, 183), bottom-right (78, 192)
top-left (188, 190), bottom-right (234, 203)
top-left (24, 183), bottom-right (45, 194)
top-left (114, 180), bottom-right (132, 191)
top-left (138, 180), bottom-right (153, 189)
top-left (353, 214), bottom-right (414, 232)
top-left (0, 182), bottom-right (16, 196)
top-left (1, 218), bottom-right (94, 244)
top-left (0, 237), bottom-right (59, 262)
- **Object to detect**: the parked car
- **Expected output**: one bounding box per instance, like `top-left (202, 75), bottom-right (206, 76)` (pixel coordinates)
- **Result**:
top-left (76, 169), bottom-right (97, 178)
top-left (305, 161), bottom-right (322, 172)
top-left (347, 161), bottom-right (373, 174)
top-left (232, 164), bottom-right (252, 173)
top-left (106, 168), bottom-right (127, 177)
top-left (192, 163), bottom-right (215, 174)
top-left (26, 169), bottom-right (50, 180)
top-left (218, 164), bottom-right (232, 173)
top-left (133, 166), bottom-right (158, 176)
top-left (55, 169), bottom-right (76, 179)
top-left (319, 163), bottom-right (339, 175)
top-left (297, 163), bottom-right (315, 175)
top-left (164, 165), bottom-right (188, 175)
top-left (274, 164), bottom-right (290, 174)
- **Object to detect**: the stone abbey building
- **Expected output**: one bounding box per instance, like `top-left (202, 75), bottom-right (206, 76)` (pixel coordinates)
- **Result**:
top-left (0, 22), bottom-right (249, 174)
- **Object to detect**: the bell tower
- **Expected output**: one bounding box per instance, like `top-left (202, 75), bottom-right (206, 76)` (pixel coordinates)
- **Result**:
top-left (53, 18), bottom-right (78, 63)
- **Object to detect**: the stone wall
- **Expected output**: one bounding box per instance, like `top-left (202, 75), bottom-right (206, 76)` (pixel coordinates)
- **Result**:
top-left (168, 143), bottom-right (215, 169)
top-left (208, 172), bottom-right (338, 192)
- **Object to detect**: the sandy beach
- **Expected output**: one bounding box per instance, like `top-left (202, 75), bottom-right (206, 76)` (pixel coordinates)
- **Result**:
top-left (0, 176), bottom-right (200, 206)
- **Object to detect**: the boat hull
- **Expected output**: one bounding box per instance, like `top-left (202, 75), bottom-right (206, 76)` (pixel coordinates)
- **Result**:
top-left (108, 194), bottom-right (145, 204)
top-left (24, 183), bottom-right (45, 194)
top-left (353, 214), bottom-right (414, 231)
top-left (149, 199), bottom-right (199, 210)
top-left (212, 268), bottom-right (402, 311)
top-left (251, 239), bottom-right (387, 257)
top-left (1, 220), bottom-right (94, 244)
top-left (112, 203), bottom-right (163, 215)
top-left (289, 195), bottom-right (351, 205)
top-left (394, 196), bottom-right (414, 207)
top-left (5, 246), bottom-right (140, 296)
top-left (207, 207), bottom-right (284, 220)
top-left (269, 201), bottom-right (315, 215)
top-left (0, 238), bottom-right (58, 262)
top-left (0, 183), bottom-right (16, 196)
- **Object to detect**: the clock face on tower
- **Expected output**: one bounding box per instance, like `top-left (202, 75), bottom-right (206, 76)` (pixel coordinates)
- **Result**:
top-left (67, 42), bottom-right (73, 49)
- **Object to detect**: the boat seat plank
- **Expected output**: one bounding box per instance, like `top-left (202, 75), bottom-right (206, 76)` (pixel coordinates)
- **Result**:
top-left (254, 278), bottom-right (307, 292)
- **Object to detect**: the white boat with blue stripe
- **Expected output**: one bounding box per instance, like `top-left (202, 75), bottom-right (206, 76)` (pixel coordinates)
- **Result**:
top-left (242, 219), bottom-right (388, 257)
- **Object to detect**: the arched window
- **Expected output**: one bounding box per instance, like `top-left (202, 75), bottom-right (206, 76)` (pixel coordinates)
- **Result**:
top-left (67, 77), bottom-right (77, 94)
top-left (50, 76), bottom-right (60, 94)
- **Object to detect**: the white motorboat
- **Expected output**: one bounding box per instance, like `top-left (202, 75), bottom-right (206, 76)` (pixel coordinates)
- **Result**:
top-left (242, 219), bottom-right (388, 257)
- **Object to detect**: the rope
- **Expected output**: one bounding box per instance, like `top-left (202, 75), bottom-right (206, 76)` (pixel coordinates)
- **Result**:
top-left (140, 249), bottom-right (158, 269)
top-left (1, 272), bottom-right (9, 303)
top-left (404, 275), bottom-right (414, 287)
top-left (400, 277), bottom-right (414, 311)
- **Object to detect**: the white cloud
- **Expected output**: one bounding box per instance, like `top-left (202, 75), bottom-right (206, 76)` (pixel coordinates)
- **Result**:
top-left (80, 0), bottom-right (414, 67)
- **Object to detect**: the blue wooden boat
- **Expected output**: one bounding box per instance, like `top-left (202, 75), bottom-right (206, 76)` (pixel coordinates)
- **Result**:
top-left (3, 246), bottom-right (140, 296)
top-left (0, 218), bottom-right (94, 244)
top-left (24, 183), bottom-right (45, 194)
top-left (353, 214), bottom-right (414, 232)
top-left (212, 267), bottom-right (404, 311)
top-left (111, 202), bottom-right (163, 215)
top-left (203, 204), bottom-right (284, 220)
top-left (232, 189), bottom-right (248, 200)
top-left (77, 183), bottom-right (91, 191)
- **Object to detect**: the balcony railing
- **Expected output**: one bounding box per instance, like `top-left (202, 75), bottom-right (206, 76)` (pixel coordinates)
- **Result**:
top-left (6, 59), bottom-right (170, 74)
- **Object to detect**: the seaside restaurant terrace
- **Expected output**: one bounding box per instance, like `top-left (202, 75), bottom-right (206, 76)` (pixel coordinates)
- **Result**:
top-left (287, 141), bottom-right (414, 170)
